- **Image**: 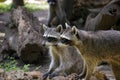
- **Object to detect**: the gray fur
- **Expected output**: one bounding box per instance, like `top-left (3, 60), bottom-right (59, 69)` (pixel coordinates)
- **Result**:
top-left (42, 26), bottom-right (86, 79)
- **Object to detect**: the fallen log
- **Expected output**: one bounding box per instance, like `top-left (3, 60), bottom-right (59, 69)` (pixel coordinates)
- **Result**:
top-left (84, 0), bottom-right (120, 31)
top-left (0, 7), bottom-right (48, 63)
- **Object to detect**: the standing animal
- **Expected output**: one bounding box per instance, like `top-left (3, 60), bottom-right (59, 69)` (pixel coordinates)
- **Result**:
top-left (42, 25), bottom-right (87, 80)
top-left (47, 0), bottom-right (69, 28)
top-left (60, 25), bottom-right (120, 80)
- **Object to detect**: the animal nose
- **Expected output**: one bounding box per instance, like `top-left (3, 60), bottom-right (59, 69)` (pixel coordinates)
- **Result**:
top-left (42, 41), bottom-right (46, 46)
top-left (54, 42), bottom-right (58, 46)
top-left (42, 44), bottom-right (45, 46)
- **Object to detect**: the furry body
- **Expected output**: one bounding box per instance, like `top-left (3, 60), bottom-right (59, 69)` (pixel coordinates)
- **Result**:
top-left (60, 27), bottom-right (120, 80)
top-left (42, 26), bottom-right (86, 79)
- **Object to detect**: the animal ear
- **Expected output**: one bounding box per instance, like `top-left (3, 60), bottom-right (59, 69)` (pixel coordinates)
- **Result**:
top-left (71, 26), bottom-right (78, 35)
top-left (65, 23), bottom-right (71, 28)
top-left (56, 25), bottom-right (63, 33)
top-left (43, 24), bottom-right (48, 31)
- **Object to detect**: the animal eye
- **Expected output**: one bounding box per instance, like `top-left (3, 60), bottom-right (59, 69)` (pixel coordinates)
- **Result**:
top-left (60, 38), bottom-right (71, 44)
top-left (47, 37), bottom-right (58, 42)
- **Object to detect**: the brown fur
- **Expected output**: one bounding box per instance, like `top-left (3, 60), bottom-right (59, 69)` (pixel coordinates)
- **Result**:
top-left (50, 46), bottom-right (86, 76)
top-left (60, 26), bottom-right (120, 80)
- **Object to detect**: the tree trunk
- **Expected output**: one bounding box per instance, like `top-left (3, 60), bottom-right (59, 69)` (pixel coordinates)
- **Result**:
top-left (13, 0), bottom-right (24, 8)
top-left (84, 0), bottom-right (120, 31)
top-left (0, 7), bottom-right (48, 63)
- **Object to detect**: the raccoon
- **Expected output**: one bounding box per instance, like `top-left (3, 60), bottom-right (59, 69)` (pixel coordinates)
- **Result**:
top-left (60, 24), bottom-right (120, 80)
top-left (42, 25), bottom-right (87, 80)
top-left (47, 0), bottom-right (57, 5)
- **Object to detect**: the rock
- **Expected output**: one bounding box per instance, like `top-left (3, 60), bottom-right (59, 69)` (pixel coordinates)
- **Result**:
top-left (0, 68), bottom-right (6, 79)
top-left (25, 71), bottom-right (43, 79)
top-left (6, 70), bottom-right (32, 80)
top-left (52, 73), bottom-right (79, 80)
top-left (5, 70), bottom-right (44, 80)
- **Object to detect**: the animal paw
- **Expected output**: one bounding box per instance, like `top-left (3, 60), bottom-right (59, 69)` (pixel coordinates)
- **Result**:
top-left (49, 72), bottom-right (59, 79)
top-left (91, 71), bottom-right (108, 80)
top-left (42, 72), bottom-right (51, 80)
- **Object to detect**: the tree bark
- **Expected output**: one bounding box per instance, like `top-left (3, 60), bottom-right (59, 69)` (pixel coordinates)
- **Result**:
top-left (13, 0), bottom-right (24, 8)
top-left (0, 7), bottom-right (48, 63)
top-left (84, 0), bottom-right (120, 31)
top-left (48, 0), bottom-right (112, 29)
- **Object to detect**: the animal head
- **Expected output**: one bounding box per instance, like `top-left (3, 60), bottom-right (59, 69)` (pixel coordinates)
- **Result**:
top-left (60, 23), bottom-right (80, 46)
top-left (42, 24), bottom-right (63, 46)
top-left (47, 0), bottom-right (57, 5)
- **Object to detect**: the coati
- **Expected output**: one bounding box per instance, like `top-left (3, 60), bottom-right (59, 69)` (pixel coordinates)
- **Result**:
top-left (42, 25), bottom-right (87, 80)
top-left (60, 25), bottom-right (120, 80)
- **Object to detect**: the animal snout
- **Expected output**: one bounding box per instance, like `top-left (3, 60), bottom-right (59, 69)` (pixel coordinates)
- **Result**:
top-left (42, 41), bottom-right (46, 46)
